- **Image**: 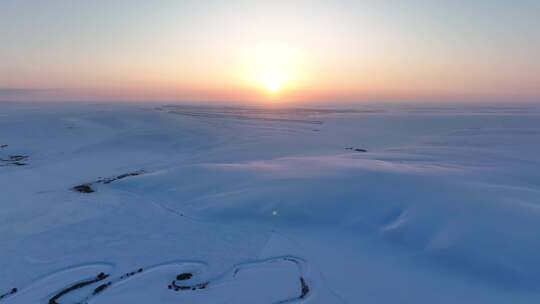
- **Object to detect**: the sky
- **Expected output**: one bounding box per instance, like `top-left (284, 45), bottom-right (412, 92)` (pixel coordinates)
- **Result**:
top-left (1, 0), bottom-right (539, 104)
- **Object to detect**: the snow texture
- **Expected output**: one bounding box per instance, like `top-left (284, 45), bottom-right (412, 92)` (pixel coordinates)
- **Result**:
top-left (1, 102), bottom-right (540, 303)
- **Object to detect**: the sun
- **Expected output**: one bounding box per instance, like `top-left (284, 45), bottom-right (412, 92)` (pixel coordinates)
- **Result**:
top-left (263, 71), bottom-right (285, 94)
top-left (238, 42), bottom-right (304, 98)
top-left (265, 78), bottom-right (281, 93)
top-left (254, 44), bottom-right (292, 96)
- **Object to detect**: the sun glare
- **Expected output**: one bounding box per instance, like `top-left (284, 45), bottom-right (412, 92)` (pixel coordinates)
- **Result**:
top-left (238, 42), bottom-right (304, 99)
top-left (263, 71), bottom-right (284, 94)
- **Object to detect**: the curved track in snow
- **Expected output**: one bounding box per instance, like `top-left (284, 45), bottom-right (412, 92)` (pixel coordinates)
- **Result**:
top-left (1, 257), bottom-right (313, 304)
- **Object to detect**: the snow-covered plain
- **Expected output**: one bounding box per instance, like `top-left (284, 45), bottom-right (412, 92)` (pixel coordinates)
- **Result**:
top-left (1, 102), bottom-right (540, 303)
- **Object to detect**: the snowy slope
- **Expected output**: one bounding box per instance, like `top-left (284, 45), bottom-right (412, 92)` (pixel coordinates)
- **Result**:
top-left (1, 102), bottom-right (540, 303)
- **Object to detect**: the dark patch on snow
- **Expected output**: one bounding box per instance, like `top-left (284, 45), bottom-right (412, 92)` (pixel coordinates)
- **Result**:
top-left (170, 280), bottom-right (208, 292)
top-left (169, 273), bottom-right (207, 291)
top-left (92, 282), bottom-right (111, 295)
top-left (7, 155), bottom-right (28, 161)
top-left (283, 257), bottom-right (301, 265)
top-left (0, 288), bottom-right (17, 301)
top-left (48, 272), bottom-right (109, 304)
top-left (73, 184), bottom-right (94, 193)
top-left (84, 268), bottom-right (144, 300)
top-left (71, 170), bottom-right (145, 193)
top-left (120, 268), bottom-right (143, 279)
top-left (275, 276), bottom-right (310, 304)
top-left (96, 170), bottom-right (145, 184)
top-left (0, 155), bottom-right (29, 167)
top-left (0, 144), bottom-right (7, 149)
top-left (176, 273), bottom-right (193, 281)
top-left (300, 277), bottom-right (309, 299)
top-left (345, 147), bottom-right (367, 152)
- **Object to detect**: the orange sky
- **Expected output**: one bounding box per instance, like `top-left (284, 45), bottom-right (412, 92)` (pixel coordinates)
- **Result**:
top-left (1, 1), bottom-right (539, 104)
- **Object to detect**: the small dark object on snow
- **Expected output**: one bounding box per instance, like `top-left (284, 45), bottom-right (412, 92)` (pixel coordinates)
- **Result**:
top-left (0, 154), bottom-right (29, 167)
top-left (48, 272), bottom-right (109, 304)
top-left (300, 277), bottom-right (310, 299)
top-left (120, 268), bottom-right (143, 279)
top-left (0, 144), bottom-right (7, 148)
top-left (8, 155), bottom-right (28, 161)
top-left (170, 280), bottom-right (208, 292)
top-left (176, 273), bottom-right (193, 281)
top-left (0, 287), bottom-right (18, 300)
top-left (345, 147), bottom-right (367, 152)
top-left (70, 171), bottom-right (144, 194)
top-left (93, 282), bottom-right (111, 295)
top-left (97, 170), bottom-right (145, 184)
top-left (73, 184), bottom-right (94, 193)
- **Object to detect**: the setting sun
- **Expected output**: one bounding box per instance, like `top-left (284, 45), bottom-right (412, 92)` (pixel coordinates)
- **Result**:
top-left (263, 71), bottom-right (285, 94)
top-left (236, 41), bottom-right (305, 98)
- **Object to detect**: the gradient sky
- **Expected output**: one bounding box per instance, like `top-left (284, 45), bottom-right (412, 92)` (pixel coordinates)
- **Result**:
top-left (1, 0), bottom-right (539, 104)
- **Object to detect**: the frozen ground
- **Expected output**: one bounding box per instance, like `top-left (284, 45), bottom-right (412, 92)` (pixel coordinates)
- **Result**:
top-left (1, 102), bottom-right (540, 303)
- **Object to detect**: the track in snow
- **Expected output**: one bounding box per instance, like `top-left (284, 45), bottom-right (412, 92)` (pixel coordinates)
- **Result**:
top-left (1, 257), bottom-right (312, 304)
